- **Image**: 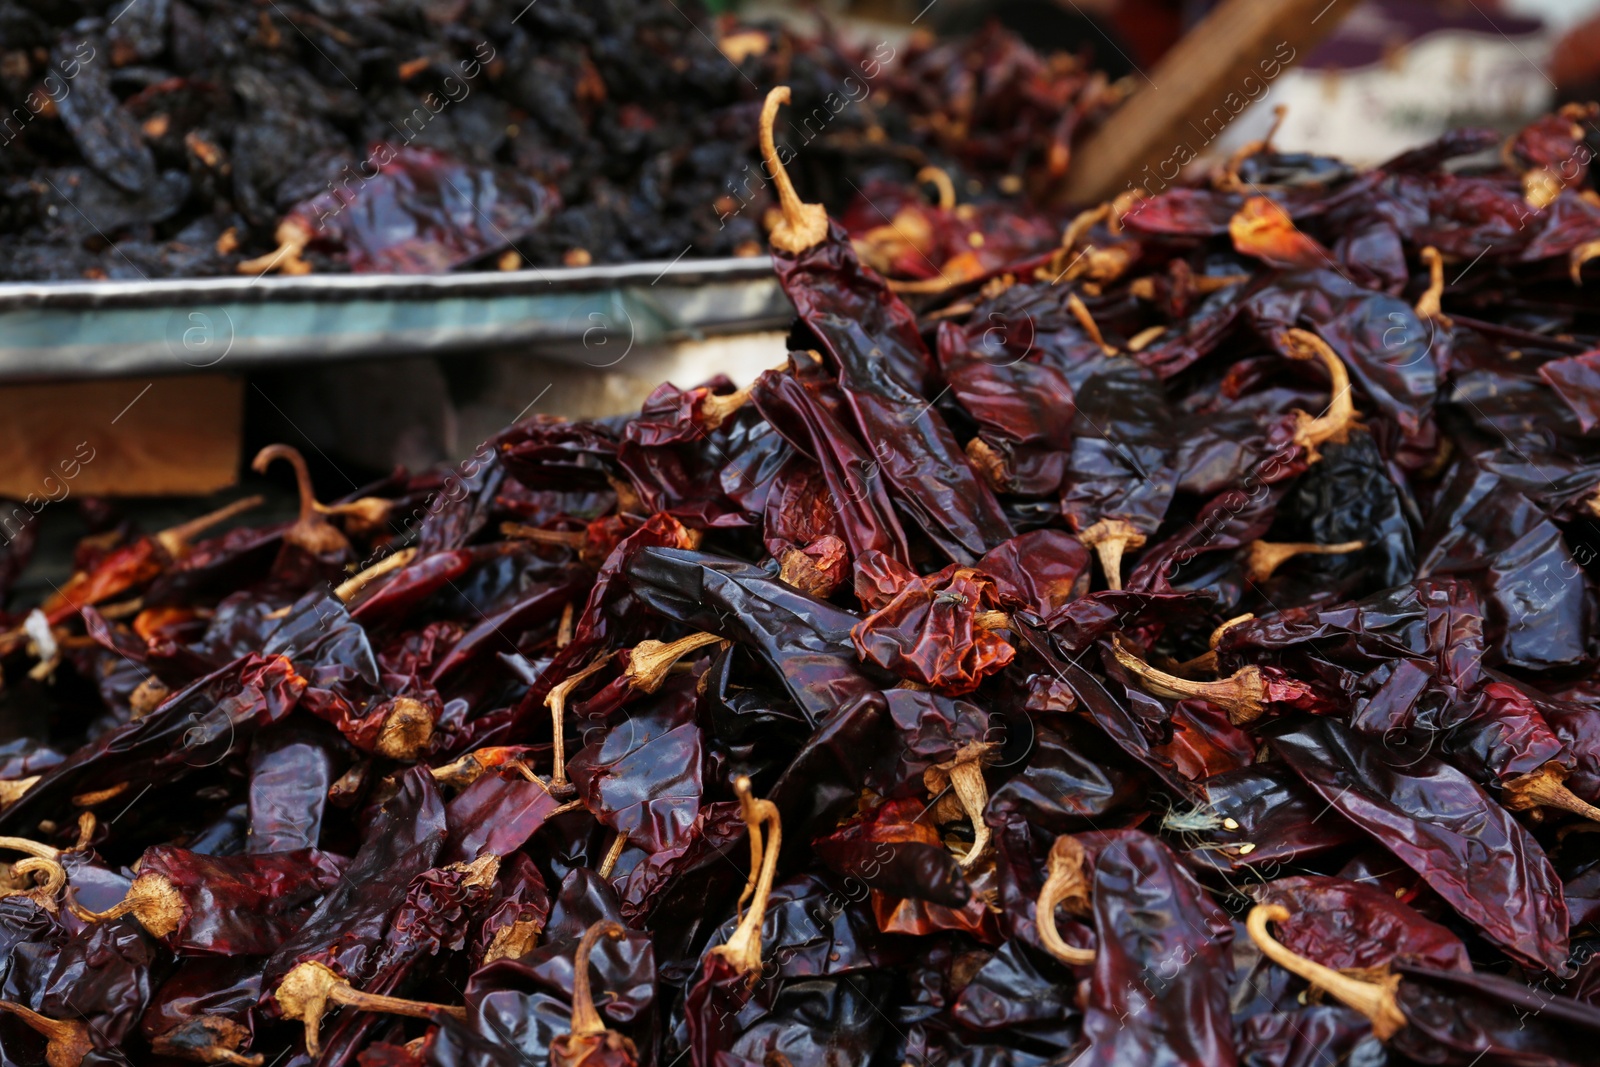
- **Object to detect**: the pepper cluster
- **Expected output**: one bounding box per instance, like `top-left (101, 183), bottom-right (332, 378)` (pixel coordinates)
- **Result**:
top-left (5, 89), bottom-right (1600, 1066)
top-left (0, 1), bottom-right (1105, 279)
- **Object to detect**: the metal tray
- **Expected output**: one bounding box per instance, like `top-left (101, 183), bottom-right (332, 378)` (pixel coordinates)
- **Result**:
top-left (0, 256), bottom-right (789, 380)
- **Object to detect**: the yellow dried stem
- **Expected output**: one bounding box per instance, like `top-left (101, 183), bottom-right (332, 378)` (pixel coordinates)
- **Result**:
top-left (710, 777), bottom-right (782, 979)
top-left (1414, 246), bottom-right (1449, 323)
top-left (0, 836), bottom-right (61, 862)
top-left (69, 872), bottom-right (183, 936)
top-left (238, 217), bottom-right (313, 275)
top-left (2, 856), bottom-right (67, 911)
top-left (597, 831), bottom-right (627, 879)
top-left (1282, 328), bottom-right (1360, 463)
top-left (623, 633), bottom-right (725, 694)
top-left (1037, 836), bottom-right (1096, 966)
top-left (760, 88), bottom-right (828, 255)
top-left (1502, 763), bottom-right (1600, 823)
top-left (1078, 519), bottom-right (1146, 591)
top-left (1112, 636), bottom-right (1266, 725)
top-left (1571, 239), bottom-right (1600, 285)
top-left (925, 742), bottom-right (996, 869)
top-left (71, 782), bottom-right (128, 807)
top-left (1061, 202), bottom-right (1111, 251)
top-left (1066, 293), bottom-right (1117, 356)
top-left (374, 697), bottom-right (434, 762)
top-left (314, 496), bottom-right (391, 538)
top-left (545, 654), bottom-right (613, 789)
top-left (274, 960), bottom-right (466, 1059)
top-left (698, 383), bottom-right (755, 432)
top-left (500, 523), bottom-right (587, 549)
top-left (1217, 104), bottom-right (1288, 191)
top-left (569, 920), bottom-right (626, 1038)
top-left (1126, 325), bottom-right (1166, 352)
top-left (251, 445), bottom-right (350, 556)
top-left (0, 776), bottom-right (39, 810)
top-left (916, 166), bottom-right (956, 210)
top-left (70, 813), bottom-right (94, 852)
top-left (333, 548), bottom-right (416, 603)
top-left (1247, 904), bottom-right (1407, 1041)
top-left (1245, 540), bottom-right (1365, 583)
top-left (557, 602), bottom-right (576, 649)
top-left (154, 496), bottom-right (264, 560)
top-left (0, 1001), bottom-right (93, 1067)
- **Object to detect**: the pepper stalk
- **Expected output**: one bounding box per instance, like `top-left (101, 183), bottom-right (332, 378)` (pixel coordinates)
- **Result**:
top-left (1245, 540), bottom-right (1365, 583)
top-left (759, 87), bottom-right (828, 255)
top-left (923, 741), bottom-right (996, 868)
top-left (1281, 328), bottom-right (1360, 464)
top-left (251, 445), bottom-right (350, 556)
top-left (1247, 904), bottom-right (1407, 1041)
top-left (0, 1002), bottom-right (92, 1067)
top-left (551, 920), bottom-right (639, 1067)
top-left (710, 776), bottom-right (782, 980)
top-left (1112, 636), bottom-right (1266, 725)
top-left (273, 959), bottom-right (466, 1058)
top-left (1078, 519), bottom-right (1146, 592)
top-left (1036, 836), bottom-right (1095, 966)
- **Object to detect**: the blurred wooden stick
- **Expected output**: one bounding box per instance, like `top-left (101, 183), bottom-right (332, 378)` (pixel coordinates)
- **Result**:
top-left (1057, 0), bottom-right (1356, 207)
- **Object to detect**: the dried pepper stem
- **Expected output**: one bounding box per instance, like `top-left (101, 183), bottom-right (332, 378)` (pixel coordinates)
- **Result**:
top-left (1112, 636), bottom-right (1266, 725)
top-left (760, 87), bottom-right (829, 255)
top-left (1066, 293), bottom-right (1117, 356)
top-left (597, 831), bottom-right (627, 879)
top-left (1176, 613), bottom-right (1256, 674)
top-left (154, 495), bottom-right (265, 560)
top-left (238, 217), bottom-right (313, 276)
top-left (1245, 540), bottom-right (1365, 583)
top-left (333, 547), bottom-right (416, 602)
top-left (1036, 836), bottom-right (1095, 966)
top-left (925, 741), bottom-right (996, 868)
top-left (1414, 246), bottom-right (1448, 322)
top-left (710, 776), bottom-right (781, 979)
top-left (545, 654), bottom-right (613, 790)
top-left (1217, 104), bottom-right (1288, 191)
top-left (501, 522), bottom-right (587, 549)
top-left (0, 776), bottom-right (38, 810)
top-left (1078, 519), bottom-right (1145, 592)
top-left (552, 920), bottom-right (638, 1067)
top-left (623, 632), bottom-right (726, 694)
top-left (698, 383), bottom-right (755, 432)
top-left (274, 960), bottom-right (466, 1058)
top-left (69, 871), bottom-right (183, 936)
top-left (557, 602), bottom-right (576, 648)
top-left (571, 920), bottom-right (625, 1037)
top-left (1282, 328), bottom-right (1360, 463)
top-left (0, 1001), bottom-right (92, 1067)
top-left (1246, 904), bottom-right (1407, 1041)
top-left (1502, 762), bottom-right (1600, 823)
top-left (916, 166), bottom-right (956, 210)
top-left (251, 445), bottom-right (350, 556)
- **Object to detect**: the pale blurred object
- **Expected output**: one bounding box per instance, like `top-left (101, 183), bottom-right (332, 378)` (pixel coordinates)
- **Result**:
top-left (1202, 0), bottom-right (1570, 168)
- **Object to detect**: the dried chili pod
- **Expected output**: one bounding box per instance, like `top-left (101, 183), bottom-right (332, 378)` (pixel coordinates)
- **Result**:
top-left (70, 846), bottom-right (346, 955)
top-left (760, 86), bottom-right (1014, 564)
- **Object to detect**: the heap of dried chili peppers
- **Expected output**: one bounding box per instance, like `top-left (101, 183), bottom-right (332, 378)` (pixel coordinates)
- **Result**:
top-left (6, 86), bottom-right (1600, 1067)
top-left (0, 1), bottom-right (1105, 280)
